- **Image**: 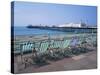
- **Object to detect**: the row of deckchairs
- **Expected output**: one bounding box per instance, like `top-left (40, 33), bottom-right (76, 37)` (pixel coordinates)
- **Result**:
top-left (14, 35), bottom-right (93, 54)
top-left (14, 39), bottom-right (72, 54)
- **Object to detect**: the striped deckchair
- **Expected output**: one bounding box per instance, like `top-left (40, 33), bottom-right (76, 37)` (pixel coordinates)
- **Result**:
top-left (14, 42), bottom-right (21, 54)
top-left (22, 41), bottom-right (34, 52)
top-left (34, 42), bottom-right (40, 52)
top-left (49, 39), bottom-right (71, 49)
top-left (38, 41), bottom-right (49, 53)
top-left (53, 41), bottom-right (60, 48)
top-left (49, 40), bottom-right (54, 48)
top-left (62, 39), bottom-right (71, 49)
top-left (46, 39), bottom-right (72, 60)
top-left (49, 40), bottom-right (64, 49)
top-left (57, 40), bottom-right (63, 48)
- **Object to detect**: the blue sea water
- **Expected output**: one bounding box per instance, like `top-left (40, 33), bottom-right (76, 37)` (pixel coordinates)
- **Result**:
top-left (14, 26), bottom-right (66, 36)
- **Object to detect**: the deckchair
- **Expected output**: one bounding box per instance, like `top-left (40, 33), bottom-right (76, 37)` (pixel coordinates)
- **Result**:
top-left (14, 42), bottom-right (24, 54)
top-left (53, 41), bottom-right (60, 48)
top-left (49, 40), bottom-right (61, 49)
top-left (34, 42), bottom-right (40, 52)
top-left (70, 38), bottom-right (79, 46)
top-left (49, 40), bottom-right (54, 48)
top-left (45, 40), bottom-right (62, 60)
top-left (62, 39), bottom-right (71, 49)
top-left (22, 42), bottom-right (34, 52)
top-left (57, 40), bottom-right (63, 48)
top-left (47, 39), bottom-right (72, 60)
top-left (39, 42), bottom-right (49, 53)
top-left (14, 43), bottom-right (21, 54)
top-left (32, 41), bottom-right (49, 65)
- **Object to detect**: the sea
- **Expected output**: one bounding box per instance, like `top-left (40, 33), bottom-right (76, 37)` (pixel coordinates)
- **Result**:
top-left (14, 26), bottom-right (96, 36)
top-left (14, 26), bottom-right (67, 36)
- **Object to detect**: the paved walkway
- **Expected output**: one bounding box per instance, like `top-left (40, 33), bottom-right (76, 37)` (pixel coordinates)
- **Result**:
top-left (16, 51), bottom-right (97, 74)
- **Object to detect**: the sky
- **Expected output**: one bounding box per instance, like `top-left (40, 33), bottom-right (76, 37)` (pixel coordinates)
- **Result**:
top-left (13, 1), bottom-right (97, 27)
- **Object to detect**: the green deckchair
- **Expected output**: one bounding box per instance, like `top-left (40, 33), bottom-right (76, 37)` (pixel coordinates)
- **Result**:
top-left (14, 42), bottom-right (20, 54)
top-left (62, 39), bottom-right (71, 49)
top-left (39, 42), bottom-right (49, 53)
top-left (34, 42), bottom-right (40, 52)
top-left (21, 41), bottom-right (34, 52)
top-left (49, 40), bottom-right (54, 48)
top-left (53, 41), bottom-right (59, 48)
top-left (14, 41), bottom-right (23, 54)
top-left (47, 39), bottom-right (71, 60)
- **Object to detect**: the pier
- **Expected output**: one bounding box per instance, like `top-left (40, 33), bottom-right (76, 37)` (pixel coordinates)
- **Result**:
top-left (27, 26), bottom-right (97, 33)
